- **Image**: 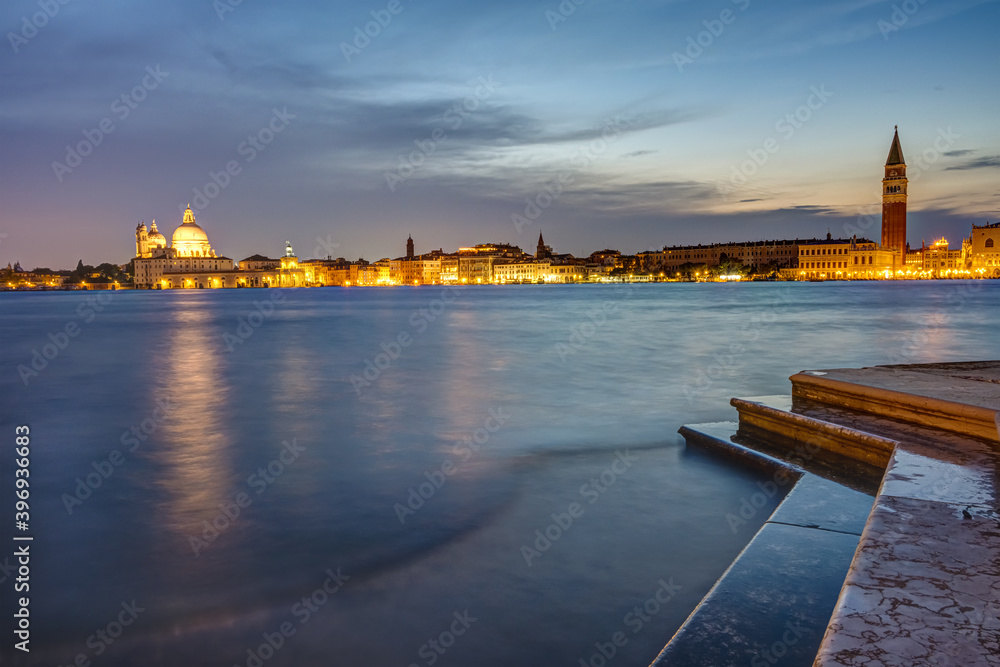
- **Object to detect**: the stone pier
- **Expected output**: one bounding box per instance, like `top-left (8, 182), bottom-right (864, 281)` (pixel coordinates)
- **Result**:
top-left (652, 361), bottom-right (1000, 666)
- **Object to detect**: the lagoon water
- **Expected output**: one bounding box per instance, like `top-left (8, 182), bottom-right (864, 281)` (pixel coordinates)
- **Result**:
top-left (2, 281), bottom-right (998, 666)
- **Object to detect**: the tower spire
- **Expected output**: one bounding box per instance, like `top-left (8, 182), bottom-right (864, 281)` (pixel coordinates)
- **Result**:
top-left (886, 125), bottom-right (905, 166)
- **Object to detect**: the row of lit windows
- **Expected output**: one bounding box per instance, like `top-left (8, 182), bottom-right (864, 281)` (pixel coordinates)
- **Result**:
top-left (802, 247), bottom-right (847, 256)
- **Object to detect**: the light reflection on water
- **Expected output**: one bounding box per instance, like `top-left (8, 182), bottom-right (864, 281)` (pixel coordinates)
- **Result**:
top-left (1, 281), bottom-right (998, 666)
top-left (153, 301), bottom-right (233, 541)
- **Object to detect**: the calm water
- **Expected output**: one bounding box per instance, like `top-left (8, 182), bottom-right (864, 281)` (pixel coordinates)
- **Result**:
top-left (2, 281), bottom-right (998, 666)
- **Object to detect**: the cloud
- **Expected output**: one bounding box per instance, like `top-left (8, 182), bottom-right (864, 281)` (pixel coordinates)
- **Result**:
top-left (739, 198), bottom-right (764, 203)
top-left (621, 150), bottom-right (657, 158)
top-left (945, 155), bottom-right (1000, 170)
top-left (943, 149), bottom-right (975, 157)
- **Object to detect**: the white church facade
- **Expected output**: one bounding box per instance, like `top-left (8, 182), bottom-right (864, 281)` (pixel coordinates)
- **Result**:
top-left (132, 206), bottom-right (303, 289)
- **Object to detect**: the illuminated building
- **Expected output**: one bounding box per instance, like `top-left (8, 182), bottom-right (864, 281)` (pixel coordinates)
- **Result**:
top-left (881, 126), bottom-right (908, 261)
top-left (788, 234), bottom-right (898, 280)
top-left (240, 254), bottom-right (281, 272)
top-left (133, 206), bottom-right (236, 288)
top-left (968, 221), bottom-right (1000, 278)
top-left (649, 239), bottom-right (801, 273)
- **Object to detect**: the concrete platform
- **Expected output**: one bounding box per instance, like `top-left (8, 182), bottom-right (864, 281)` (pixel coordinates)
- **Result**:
top-left (659, 361), bottom-right (1000, 667)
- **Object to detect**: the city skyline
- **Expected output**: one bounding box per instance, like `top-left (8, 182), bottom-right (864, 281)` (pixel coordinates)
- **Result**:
top-left (2, 0), bottom-right (999, 269)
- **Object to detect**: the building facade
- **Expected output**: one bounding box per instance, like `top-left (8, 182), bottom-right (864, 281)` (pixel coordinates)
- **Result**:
top-left (133, 207), bottom-right (237, 288)
top-left (789, 235), bottom-right (898, 280)
top-left (968, 221), bottom-right (1000, 278)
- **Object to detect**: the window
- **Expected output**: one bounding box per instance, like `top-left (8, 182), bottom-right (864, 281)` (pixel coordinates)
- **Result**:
top-left (987, 238), bottom-right (995, 248)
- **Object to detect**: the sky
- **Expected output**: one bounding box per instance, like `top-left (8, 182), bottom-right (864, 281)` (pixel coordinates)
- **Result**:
top-left (1, 0), bottom-right (998, 269)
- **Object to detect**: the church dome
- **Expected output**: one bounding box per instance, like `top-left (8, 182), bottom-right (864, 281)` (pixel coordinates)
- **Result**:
top-left (147, 221), bottom-right (167, 248)
top-left (172, 206), bottom-right (215, 257)
top-left (172, 222), bottom-right (209, 245)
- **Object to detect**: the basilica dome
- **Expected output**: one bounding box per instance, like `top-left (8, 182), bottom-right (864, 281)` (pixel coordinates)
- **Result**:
top-left (172, 206), bottom-right (215, 257)
top-left (147, 221), bottom-right (167, 249)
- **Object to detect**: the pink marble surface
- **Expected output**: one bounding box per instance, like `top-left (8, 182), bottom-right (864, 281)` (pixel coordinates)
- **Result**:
top-left (815, 496), bottom-right (1000, 666)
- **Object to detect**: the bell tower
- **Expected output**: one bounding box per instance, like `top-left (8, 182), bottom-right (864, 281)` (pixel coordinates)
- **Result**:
top-left (135, 221), bottom-right (149, 258)
top-left (406, 235), bottom-right (414, 259)
top-left (881, 126), bottom-right (907, 262)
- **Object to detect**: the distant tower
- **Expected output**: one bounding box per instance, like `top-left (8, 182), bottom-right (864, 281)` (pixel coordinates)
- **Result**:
top-left (135, 221), bottom-right (149, 258)
top-left (881, 126), bottom-right (907, 261)
top-left (536, 231), bottom-right (551, 259)
top-left (406, 235), bottom-right (414, 259)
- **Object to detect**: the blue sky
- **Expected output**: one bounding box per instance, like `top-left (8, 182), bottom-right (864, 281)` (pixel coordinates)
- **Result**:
top-left (1, 0), bottom-right (998, 268)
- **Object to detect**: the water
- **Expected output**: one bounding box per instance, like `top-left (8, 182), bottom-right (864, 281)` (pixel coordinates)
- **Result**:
top-left (1, 281), bottom-right (997, 666)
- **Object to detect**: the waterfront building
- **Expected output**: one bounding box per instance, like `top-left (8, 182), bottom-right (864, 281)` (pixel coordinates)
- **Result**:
top-left (650, 239), bottom-right (801, 274)
top-left (903, 239), bottom-right (966, 278)
top-left (240, 254), bottom-right (281, 272)
top-left (493, 257), bottom-right (545, 283)
top-left (132, 206), bottom-right (236, 288)
top-left (968, 221), bottom-right (1000, 278)
top-left (789, 234), bottom-right (897, 280)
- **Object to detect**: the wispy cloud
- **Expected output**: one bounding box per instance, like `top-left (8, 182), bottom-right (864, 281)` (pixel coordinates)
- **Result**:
top-left (945, 155), bottom-right (1000, 170)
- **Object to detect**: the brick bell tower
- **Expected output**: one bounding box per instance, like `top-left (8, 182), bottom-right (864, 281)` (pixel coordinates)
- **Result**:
top-left (881, 126), bottom-right (907, 261)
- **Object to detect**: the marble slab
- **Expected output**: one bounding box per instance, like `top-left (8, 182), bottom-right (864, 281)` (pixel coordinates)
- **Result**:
top-left (815, 495), bottom-right (1000, 666)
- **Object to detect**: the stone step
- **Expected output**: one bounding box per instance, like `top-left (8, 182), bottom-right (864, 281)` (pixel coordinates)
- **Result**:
top-left (734, 394), bottom-right (1000, 511)
top-left (730, 395), bottom-right (893, 484)
top-left (652, 423), bottom-right (875, 667)
top-left (790, 364), bottom-right (1000, 445)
